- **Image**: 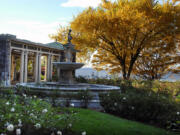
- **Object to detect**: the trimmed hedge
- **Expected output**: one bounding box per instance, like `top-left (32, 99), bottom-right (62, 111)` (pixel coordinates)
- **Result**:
top-left (99, 88), bottom-right (180, 132)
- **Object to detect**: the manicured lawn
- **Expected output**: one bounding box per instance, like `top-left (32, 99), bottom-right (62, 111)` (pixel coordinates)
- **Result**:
top-left (70, 108), bottom-right (176, 135)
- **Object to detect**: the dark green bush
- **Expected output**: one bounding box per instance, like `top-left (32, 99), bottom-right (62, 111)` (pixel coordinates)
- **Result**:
top-left (99, 88), bottom-right (180, 131)
top-left (75, 76), bottom-right (88, 83)
top-left (76, 90), bottom-right (93, 108)
top-left (0, 93), bottom-right (77, 135)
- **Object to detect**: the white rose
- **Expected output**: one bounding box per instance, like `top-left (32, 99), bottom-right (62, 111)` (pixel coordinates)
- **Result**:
top-left (30, 113), bottom-right (34, 116)
top-left (177, 112), bottom-right (180, 115)
top-left (57, 131), bottom-right (62, 135)
top-left (18, 123), bottom-right (22, 127)
top-left (6, 102), bottom-right (10, 105)
top-left (11, 107), bottom-right (15, 112)
top-left (16, 129), bottom-right (21, 135)
top-left (18, 119), bottom-right (22, 127)
top-left (69, 123), bottom-right (72, 127)
top-left (34, 123), bottom-right (41, 129)
top-left (70, 103), bottom-right (75, 107)
top-left (42, 109), bottom-right (48, 113)
top-left (7, 124), bottom-right (14, 132)
top-left (18, 119), bottom-right (22, 124)
top-left (82, 131), bottom-right (86, 135)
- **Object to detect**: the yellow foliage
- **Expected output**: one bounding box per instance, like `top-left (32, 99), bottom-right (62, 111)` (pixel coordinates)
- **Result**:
top-left (51, 0), bottom-right (180, 80)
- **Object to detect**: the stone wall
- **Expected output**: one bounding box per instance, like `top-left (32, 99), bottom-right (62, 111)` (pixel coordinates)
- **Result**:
top-left (0, 38), bottom-right (11, 86)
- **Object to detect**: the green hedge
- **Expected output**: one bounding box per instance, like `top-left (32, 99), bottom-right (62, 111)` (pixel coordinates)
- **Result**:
top-left (99, 88), bottom-right (180, 132)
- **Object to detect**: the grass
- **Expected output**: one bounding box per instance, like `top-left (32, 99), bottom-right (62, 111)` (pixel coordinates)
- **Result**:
top-left (70, 108), bottom-right (176, 135)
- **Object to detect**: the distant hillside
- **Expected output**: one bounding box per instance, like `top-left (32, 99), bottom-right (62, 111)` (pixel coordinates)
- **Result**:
top-left (76, 68), bottom-right (114, 79)
top-left (161, 72), bottom-right (180, 81)
top-left (76, 68), bottom-right (180, 81)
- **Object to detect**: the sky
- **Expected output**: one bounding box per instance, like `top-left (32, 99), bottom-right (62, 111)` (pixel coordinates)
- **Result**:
top-left (0, 0), bottom-right (102, 43)
top-left (0, 0), bottom-right (167, 43)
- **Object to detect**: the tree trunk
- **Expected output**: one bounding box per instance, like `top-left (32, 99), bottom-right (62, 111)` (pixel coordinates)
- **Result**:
top-left (121, 59), bottom-right (127, 80)
top-left (127, 58), bottom-right (136, 80)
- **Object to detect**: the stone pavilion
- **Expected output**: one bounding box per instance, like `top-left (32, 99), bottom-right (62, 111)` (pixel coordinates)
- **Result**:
top-left (0, 34), bottom-right (76, 86)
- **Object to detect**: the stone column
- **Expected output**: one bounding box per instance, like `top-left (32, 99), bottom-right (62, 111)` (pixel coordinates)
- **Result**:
top-left (24, 51), bottom-right (28, 83)
top-left (20, 50), bottom-right (24, 83)
top-left (50, 55), bottom-right (54, 81)
top-left (57, 55), bottom-right (61, 79)
top-left (37, 53), bottom-right (42, 83)
top-left (47, 55), bottom-right (50, 81)
top-left (44, 56), bottom-right (47, 81)
top-left (0, 36), bottom-right (12, 86)
top-left (10, 50), bottom-right (14, 81)
top-left (47, 54), bottom-right (53, 81)
top-left (6, 40), bottom-right (11, 86)
top-left (11, 54), bottom-right (15, 81)
top-left (35, 52), bottom-right (39, 83)
top-left (49, 55), bottom-right (53, 81)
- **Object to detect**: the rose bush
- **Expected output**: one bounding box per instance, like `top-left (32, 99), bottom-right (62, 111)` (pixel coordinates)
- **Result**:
top-left (0, 91), bottom-right (77, 135)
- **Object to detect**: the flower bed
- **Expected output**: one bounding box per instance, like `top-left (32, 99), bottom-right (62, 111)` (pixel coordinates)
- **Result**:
top-left (0, 91), bottom-right (77, 135)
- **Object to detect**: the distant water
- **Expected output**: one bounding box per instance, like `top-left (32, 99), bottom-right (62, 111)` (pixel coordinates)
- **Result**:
top-left (76, 68), bottom-right (180, 81)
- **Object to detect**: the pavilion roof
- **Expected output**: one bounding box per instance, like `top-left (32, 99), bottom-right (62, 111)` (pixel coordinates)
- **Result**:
top-left (0, 34), bottom-right (65, 51)
top-left (45, 42), bottom-right (64, 50)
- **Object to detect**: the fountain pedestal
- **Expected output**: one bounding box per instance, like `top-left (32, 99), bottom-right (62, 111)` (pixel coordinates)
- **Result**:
top-left (59, 69), bottom-right (74, 84)
top-left (53, 62), bottom-right (84, 84)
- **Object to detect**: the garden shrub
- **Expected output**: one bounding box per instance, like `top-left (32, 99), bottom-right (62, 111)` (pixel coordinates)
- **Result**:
top-left (76, 76), bottom-right (122, 86)
top-left (99, 88), bottom-right (180, 131)
top-left (76, 90), bottom-right (93, 108)
top-left (63, 93), bottom-right (75, 107)
top-left (75, 76), bottom-right (88, 83)
top-left (76, 77), bottom-right (180, 96)
top-left (0, 93), bottom-right (77, 135)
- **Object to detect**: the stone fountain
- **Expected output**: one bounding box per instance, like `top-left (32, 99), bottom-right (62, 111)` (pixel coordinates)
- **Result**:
top-left (53, 29), bottom-right (84, 84)
top-left (17, 29), bottom-right (120, 109)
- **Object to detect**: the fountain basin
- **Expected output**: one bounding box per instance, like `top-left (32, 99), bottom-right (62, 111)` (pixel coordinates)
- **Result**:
top-left (16, 82), bottom-right (121, 109)
top-left (17, 82), bottom-right (120, 91)
top-left (53, 62), bottom-right (84, 70)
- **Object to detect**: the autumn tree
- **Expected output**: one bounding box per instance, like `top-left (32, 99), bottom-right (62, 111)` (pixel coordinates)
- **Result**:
top-left (133, 47), bottom-right (180, 80)
top-left (51, 0), bottom-right (180, 80)
top-left (132, 0), bottom-right (180, 80)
